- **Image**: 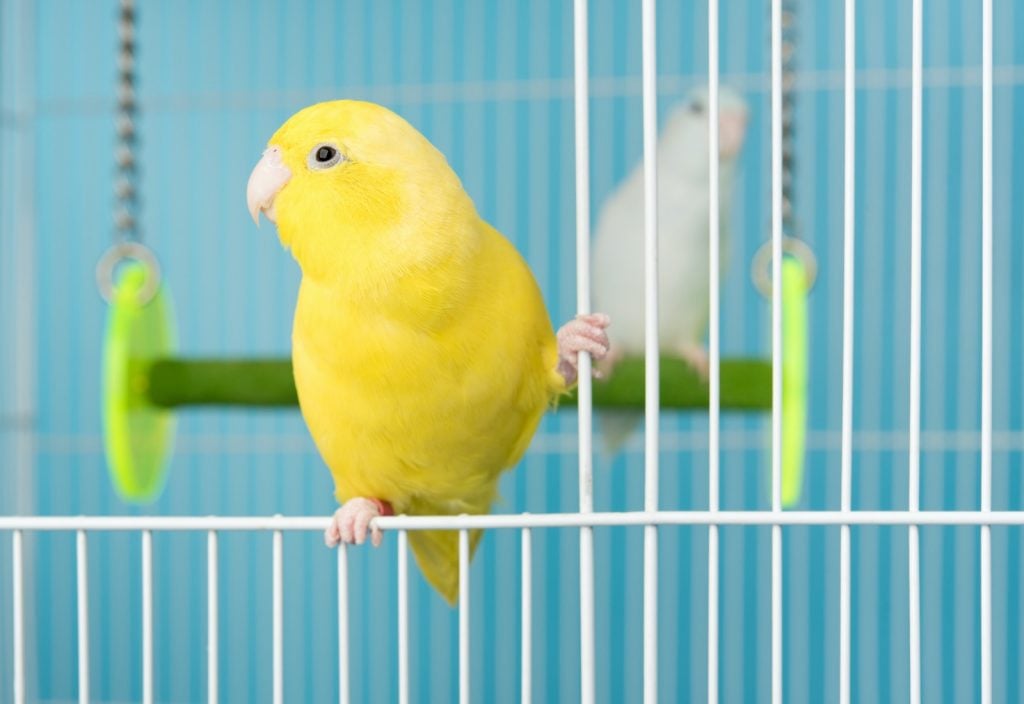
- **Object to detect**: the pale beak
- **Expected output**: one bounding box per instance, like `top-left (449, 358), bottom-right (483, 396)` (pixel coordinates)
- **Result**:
top-left (718, 110), bottom-right (750, 158)
top-left (246, 145), bottom-right (292, 226)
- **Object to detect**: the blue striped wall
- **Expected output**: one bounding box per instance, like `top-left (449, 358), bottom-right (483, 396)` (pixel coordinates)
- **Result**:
top-left (2, 0), bottom-right (1024, 702)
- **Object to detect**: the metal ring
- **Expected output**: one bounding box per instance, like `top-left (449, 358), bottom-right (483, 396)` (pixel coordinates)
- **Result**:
top-left (96, 241), bottom-right (162, 305)
top-left (751, 236), bottom-right (818, 299)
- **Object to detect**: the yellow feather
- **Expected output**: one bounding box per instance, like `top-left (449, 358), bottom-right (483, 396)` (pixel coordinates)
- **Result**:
top-left (265, 101), bottom-right (566, 603)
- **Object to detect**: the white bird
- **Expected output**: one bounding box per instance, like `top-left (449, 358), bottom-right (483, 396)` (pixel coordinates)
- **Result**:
top-left (592, 86), bottom-right (749, 449)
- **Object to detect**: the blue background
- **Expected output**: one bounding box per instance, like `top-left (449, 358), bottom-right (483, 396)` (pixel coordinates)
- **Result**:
top-left (2, 0), bottom-right (1024, 702)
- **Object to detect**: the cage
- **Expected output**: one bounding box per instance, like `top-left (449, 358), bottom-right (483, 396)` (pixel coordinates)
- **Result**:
top-left (0, 1), bottom-right (1022, 703)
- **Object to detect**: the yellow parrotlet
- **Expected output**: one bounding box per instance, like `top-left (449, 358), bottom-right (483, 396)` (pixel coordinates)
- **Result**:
top-left (246, 100), bottom-right (610, 603)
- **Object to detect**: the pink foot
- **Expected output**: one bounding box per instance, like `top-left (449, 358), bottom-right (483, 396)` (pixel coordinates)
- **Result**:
top-left (324, 497), bottom-right (394, 548)
top-left (557, 313), bottom-right (611, 386)
top-left (678, 343), bottom-right (710, 381)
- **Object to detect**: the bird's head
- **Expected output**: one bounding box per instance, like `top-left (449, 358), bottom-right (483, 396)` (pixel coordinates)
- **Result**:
top-left (246, 100), bottom-right (472, 283)
top-left (660, 85), bottom-right (750, 181)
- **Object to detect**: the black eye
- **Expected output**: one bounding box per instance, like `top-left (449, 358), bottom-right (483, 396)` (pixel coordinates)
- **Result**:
top-left (307, 142), bottom-right (343, 170)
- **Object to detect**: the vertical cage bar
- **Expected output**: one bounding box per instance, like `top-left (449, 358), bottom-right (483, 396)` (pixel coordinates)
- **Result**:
top-left (908, 0), bottom-right (923, 702)
top-left (12, 530), bottom-right (24, 704)
top-left (398, 530), bottom-right (409, 704)
top-left (459, 529), bottom-right (470, 704)
top-left (76, 530), bottom-right (89, 704)
top-left (707, 0), bottom-right (720, 700)
top-left (142, 530), bottom-right (153, 704)
top-left (840, 1), bottom-right (856, 703)
top-left (770, 0), bottom-right (784, 702)
top-left (207, 531), bottom-right (218, 704)
top-left (770, 529), bottom-right (782, 704)
top-left (641, 0), bottom-right (660, 702)
top-left (273, 529), bottom-right (283, 704)
top-left (521, 527), bottom-right (532, 704)
top-left (980, 0), bottom-right (993, 702)
top-left (337, 545), bottom-right (350, 704)
top-left (573, 1), bottom-right (596, 703)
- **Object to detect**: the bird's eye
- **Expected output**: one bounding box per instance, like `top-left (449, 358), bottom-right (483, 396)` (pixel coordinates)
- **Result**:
top-left (307, 143), bottom-right (343, 170)
top-left (689, 101), bottom-right (704, 114)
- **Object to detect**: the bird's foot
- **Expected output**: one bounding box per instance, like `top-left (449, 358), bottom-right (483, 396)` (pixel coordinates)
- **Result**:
top-left (677, 343), bottom-right (710, 381)
top-left (324, 497), bottom-right (394, 548)
top-left (556, 313), bottom-right (611, 386)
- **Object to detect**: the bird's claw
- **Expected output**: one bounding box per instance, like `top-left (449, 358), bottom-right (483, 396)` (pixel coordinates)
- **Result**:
top-left (556, 313), bottom-right (612, 386)
top-left (677, 344), bottom-right (710, 382)
top-left (595, 346), bottom-right (625, 380)
top-left (325, 497), bottom-right (393, 548)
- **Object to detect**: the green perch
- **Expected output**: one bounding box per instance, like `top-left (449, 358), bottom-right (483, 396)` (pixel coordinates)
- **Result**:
top-left (103, 260), bottom-right (809, 507)
top-left (144, 356), bottom-right (770, 410)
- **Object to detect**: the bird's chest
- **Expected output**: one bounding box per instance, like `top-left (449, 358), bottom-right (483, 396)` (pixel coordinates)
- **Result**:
top-left (291, 310), bottom-right (459, 499)
top-left (292, 296), bottom-right (522, 484)
top-left (292, 302), bottom-right (453, 433)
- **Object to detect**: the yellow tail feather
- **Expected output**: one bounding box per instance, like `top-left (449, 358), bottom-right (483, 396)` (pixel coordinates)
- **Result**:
top-left (407, 524), bottom-right (484, 606)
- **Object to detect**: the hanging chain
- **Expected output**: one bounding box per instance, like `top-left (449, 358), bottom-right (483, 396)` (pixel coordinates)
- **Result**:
top-left (114, 0), bottom-right (137, 242)
top-left (97, 0), bottom-right (161, 304)
top-left (752, 0), bottom-right (817, 297)
top-left (781, 0), bottom-right (797, 238)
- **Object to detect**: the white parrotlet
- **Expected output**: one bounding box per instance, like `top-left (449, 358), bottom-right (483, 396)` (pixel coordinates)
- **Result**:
top-left (591, 86), bottom-right (749, 449)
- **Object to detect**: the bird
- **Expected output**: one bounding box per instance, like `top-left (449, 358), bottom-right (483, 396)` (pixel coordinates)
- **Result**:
top-left (246, 100), bottom-right (610, 604)
top-left (591, 86), bottom-right (749, 450)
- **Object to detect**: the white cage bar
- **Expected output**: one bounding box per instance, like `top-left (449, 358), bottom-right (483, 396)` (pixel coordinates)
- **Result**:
top-left (770, 0), bottom-right (785, 701)
top-left (76, 529), bottom-right (89, 704)
top-left (142, 530), bottom-right (153, 704)
top-left (707, 0), bottom-right (721, 701)
top-left (640, 0), bottom-right (660, 701)
top-left (3, 512), bottom-right (1024, 532)
top-left (572, 1), bottom-right (596, 704)
top-left (207, 530), bottom-right (219, 704)
top-left (272, 529), bottom-right (284, 704)
top-left (458, 528), bottom-right (470, 704)
top-left (980, 2), bottom-right (994, 704)
top-left (336, 544), bottom-right (349, 704)
top-left (398, 529), bottom-right (410, 704)
top-left (840, 1), bottom-right (857, 704)
top-left (12, 530), bottom-right (24, 704)
top-left (908, 1), bottom-right (924, 702)
top-left (520, 527), bottom-right (532, 704)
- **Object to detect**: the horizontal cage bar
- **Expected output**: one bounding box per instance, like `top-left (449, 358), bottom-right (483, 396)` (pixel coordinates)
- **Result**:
top-left (0, 511), bottom-right (1021, 532)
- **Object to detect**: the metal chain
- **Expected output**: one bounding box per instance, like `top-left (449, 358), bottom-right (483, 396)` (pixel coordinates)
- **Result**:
top-left (752, 0), bottom-right (817, 297)
top-left (781, 0), bottom-right (797, 237)
top-left (97, 0), bottom-right (161, 304)
top-left (114, 0), bottom-right (137, 242)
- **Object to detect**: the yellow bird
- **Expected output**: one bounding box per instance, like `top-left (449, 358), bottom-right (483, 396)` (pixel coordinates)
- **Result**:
top-left (246, 100), bottom-right (609, 603)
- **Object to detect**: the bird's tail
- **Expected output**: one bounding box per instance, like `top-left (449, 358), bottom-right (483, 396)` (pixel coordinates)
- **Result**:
top-left (406, 496), bottom-right (486, 605)
top-left (408, 528), bottom-right (483, 605)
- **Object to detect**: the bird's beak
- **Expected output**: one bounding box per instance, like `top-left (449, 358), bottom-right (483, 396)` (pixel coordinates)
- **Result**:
top-left (246, 145), bottom-right (292, 226)
top-left (718, 110), bottom-right (750, 158)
